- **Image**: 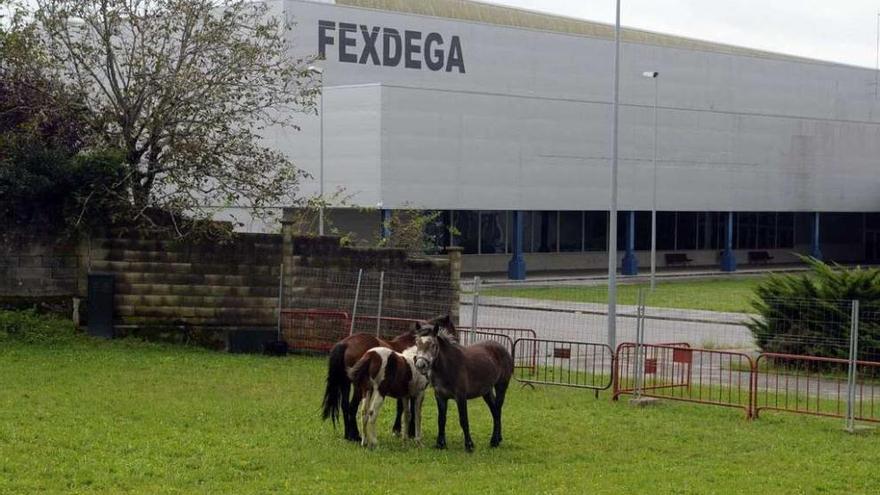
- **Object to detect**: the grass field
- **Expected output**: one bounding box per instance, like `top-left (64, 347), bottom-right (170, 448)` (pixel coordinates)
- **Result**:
top-left (482, 277), bottom-right (765, 313)
top-left (2, 336), bottom-right (879, 494)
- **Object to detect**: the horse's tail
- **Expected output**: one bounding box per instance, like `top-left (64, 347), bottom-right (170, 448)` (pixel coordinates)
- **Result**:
top-left (347, 350), bottom-right (376, 388)
top-left (322, 342), bottom-right (349, 426)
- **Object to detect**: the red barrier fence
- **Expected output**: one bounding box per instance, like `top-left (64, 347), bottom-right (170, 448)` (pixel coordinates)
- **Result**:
top-left (614, 343), bottom-right (755, 419)
top-left (280, 309), bottom-right (350, 352)
top-left (513, 338), bottom-right (614, 393)
top-left (753, 353), bottom-right (880, 423)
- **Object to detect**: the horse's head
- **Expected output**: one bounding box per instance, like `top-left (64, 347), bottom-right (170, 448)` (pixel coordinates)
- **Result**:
top-left (413, 322), bottom-right (441, 375)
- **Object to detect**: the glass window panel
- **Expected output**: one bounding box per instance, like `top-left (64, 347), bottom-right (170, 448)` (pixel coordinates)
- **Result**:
top-left (676, 212), bottom-right (698, 250)
top-left (584, 211), bottom-right (608, 251)
top-left (422, 210), bottom-right (448, 254)
top-left (822, 213), bottom-right (861, 244)
top-left (777, 212), bottom-right (794, 248)
top-left (454, 210), bottom-right (479, 254)
top-left (535, 211), bottom-right (558, 252)
top-left (479, 211), bottom-right (505, 254)
top-left (756, 213), bottom-right (775, 249)
top-left (559, 211), bottom-right (583, 252)
top-left (656, 212), bottom-right (675, 250)
top-left (736, 212), bottom-right (757, 249)
top-left (697, 212), bottom-right (714, 250)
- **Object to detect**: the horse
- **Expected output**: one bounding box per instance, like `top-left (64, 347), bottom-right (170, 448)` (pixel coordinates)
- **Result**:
top-left (321, 315), bottom-right (455, 442)
top-left (413, 321), bottom-right (513, 452)
top-left (348, 346), bottom-right (429, 448)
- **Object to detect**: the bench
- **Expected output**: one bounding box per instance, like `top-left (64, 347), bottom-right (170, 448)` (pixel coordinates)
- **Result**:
top-left (747, 251), bottom-right (774, 264)
top-left (664, 253), bottom-right (694, 267)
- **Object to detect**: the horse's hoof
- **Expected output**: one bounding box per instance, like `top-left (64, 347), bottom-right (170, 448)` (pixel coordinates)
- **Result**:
top-left (391, 430), bottom-right (401, 437)
top-left (464, 442), bottom-right (475, 453)
top-left (435, 439), bottom-right (447, 449)
top-left (490, 438), bottom-right (501, 448)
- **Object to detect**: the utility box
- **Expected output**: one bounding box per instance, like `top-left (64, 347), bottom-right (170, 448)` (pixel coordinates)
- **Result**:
top-left (227, 329), bottom-right (279, 354)
top-left (87, 273), bottom-right (115, 339)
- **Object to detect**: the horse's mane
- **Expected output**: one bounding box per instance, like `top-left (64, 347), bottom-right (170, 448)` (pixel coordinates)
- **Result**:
top-left (436, 328), bottom-right (459, 347)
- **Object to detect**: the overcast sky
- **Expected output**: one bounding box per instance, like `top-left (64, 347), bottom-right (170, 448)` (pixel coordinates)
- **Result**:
top-left (488, 0), bottom-right (880, 69)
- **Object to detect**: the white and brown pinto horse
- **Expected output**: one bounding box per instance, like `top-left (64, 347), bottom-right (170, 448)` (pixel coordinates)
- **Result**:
top-left (347, 346), bottom-right (429, 448)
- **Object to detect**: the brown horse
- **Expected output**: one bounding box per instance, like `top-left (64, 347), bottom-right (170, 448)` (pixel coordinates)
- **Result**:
top-left (322, 315), bottom-right (456, 441)
top-left (348, 346), bottom-right (429, 448)
top-left (413, 321), bottom-right (513, 452)
top-left (322, 330), bottom-right (416, 441)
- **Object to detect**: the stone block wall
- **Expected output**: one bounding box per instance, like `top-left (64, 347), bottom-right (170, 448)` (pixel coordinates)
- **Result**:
top-left (1, 230), bottom-right (461, 343)
top-left (0, 234), bottom-right (85, 308)
top-left (282, 231), bottom-right (460, 326)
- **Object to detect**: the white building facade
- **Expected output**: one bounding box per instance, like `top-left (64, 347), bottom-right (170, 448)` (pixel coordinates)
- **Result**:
top-left (273, 0), bottom-right (880, 276)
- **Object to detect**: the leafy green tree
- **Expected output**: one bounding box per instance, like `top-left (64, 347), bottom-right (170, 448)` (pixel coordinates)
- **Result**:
top-left (6, 0), bottom-right (319, 235)
top-left (1, 4), bottom-right (127, 235)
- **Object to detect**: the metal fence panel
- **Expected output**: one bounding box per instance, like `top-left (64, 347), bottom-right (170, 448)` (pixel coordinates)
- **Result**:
top-left (513, 338), bottom-right (614, 392)
top-left (753, 353), bottom-right (880, 423)
top-left (614, 342), bottom-right (754, 418)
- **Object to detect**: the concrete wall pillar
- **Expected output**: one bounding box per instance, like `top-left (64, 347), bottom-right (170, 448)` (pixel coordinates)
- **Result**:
top-left (721, 211), bottom-right (737, 272)
top-left (508, 211), bottom-right (526, 280)
top-left (810, 212), bottom-right (823, 260)
top-left (446, 246), bottom-right (463, 323)
top-left (622, 211), bottom-right (639, 275)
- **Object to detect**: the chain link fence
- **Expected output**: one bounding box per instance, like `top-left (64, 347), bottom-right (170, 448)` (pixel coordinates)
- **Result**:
top-left (277, 265), bottom-right (878, 429)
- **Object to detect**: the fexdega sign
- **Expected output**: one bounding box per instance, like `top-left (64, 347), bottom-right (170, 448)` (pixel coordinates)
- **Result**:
top-left (318, 20), bottom-right (466, 73)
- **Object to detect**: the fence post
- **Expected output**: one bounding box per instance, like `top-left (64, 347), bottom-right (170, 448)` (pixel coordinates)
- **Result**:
top-left (349, 268), bottom-right (363, 336)
top-left (276, 262), bottom-right (284, 341)
top-left (634, 288), bottom-right (646, 399)
top-left (375, 271), bottom-right (385, 336)
top-left (470, 276), bottom-right (481, 332)
top-left (846, 299), bottom-right (860, 432)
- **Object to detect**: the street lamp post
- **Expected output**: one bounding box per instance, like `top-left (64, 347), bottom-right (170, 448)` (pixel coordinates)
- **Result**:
top-left (308, 65), bottom-right (325, 235)
top-left (642, 71), bottom-right (659, 290)
top-left (607, 0), bottom-right (621, 350)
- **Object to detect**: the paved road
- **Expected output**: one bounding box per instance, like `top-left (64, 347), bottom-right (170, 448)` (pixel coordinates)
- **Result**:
top-left (461, 295), bottom-right (756, 350)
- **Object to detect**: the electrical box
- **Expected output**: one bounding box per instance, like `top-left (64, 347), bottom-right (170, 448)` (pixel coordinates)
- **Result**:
top-left (87, 273), bottom-right (114, 339)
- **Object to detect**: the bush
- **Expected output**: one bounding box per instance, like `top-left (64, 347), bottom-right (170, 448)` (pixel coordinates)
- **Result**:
top-left (0, 309), bottom-right (78, 345)
top-left (747, 257), bottom-right (880, 360)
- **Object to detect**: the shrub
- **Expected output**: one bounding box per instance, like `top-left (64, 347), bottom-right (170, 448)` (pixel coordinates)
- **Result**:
top-left (747, 257), bottom-right (880, 360)
top-left (0, 309), bottom-right (78, 345)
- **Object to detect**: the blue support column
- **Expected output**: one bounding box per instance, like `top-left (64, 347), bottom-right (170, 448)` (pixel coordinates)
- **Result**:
top-left (508, 211), bottom-right (527, 280)
top-left (721, 211), bottom-right (737, 272)
top-left (810, 212), bottom-right (823, 260)
top-left (380, 209), bottom-right (391, 240)
top-left (622, 211), bottom-right (639, 276)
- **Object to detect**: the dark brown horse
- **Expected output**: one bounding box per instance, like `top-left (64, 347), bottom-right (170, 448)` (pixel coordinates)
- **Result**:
top-left (322, 330), bottom-right (416, 441)
top-left (413, 321), bottom-right (513, 452)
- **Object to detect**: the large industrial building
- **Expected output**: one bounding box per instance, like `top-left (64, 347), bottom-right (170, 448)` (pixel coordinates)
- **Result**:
top-left (271, 0), bottom-right (880, 277)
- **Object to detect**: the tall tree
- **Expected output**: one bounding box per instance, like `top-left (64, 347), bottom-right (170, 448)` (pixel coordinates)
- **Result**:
top-left (30, 0), bottom-right (318, 234)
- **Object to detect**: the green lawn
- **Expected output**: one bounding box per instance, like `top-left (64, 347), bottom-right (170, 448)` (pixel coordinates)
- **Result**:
top-left (483, 277), bottom-right (766, 313)
top-left (2, 336), bottom-right (879, 494)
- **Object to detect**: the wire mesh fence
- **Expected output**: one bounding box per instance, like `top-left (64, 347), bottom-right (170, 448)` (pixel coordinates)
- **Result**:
top-left (462, 280), bottom-right (618, 344)
top-left (281, 266), bottom-right (457, 348)
top-left (277, 264), bottom-right (880, 427)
